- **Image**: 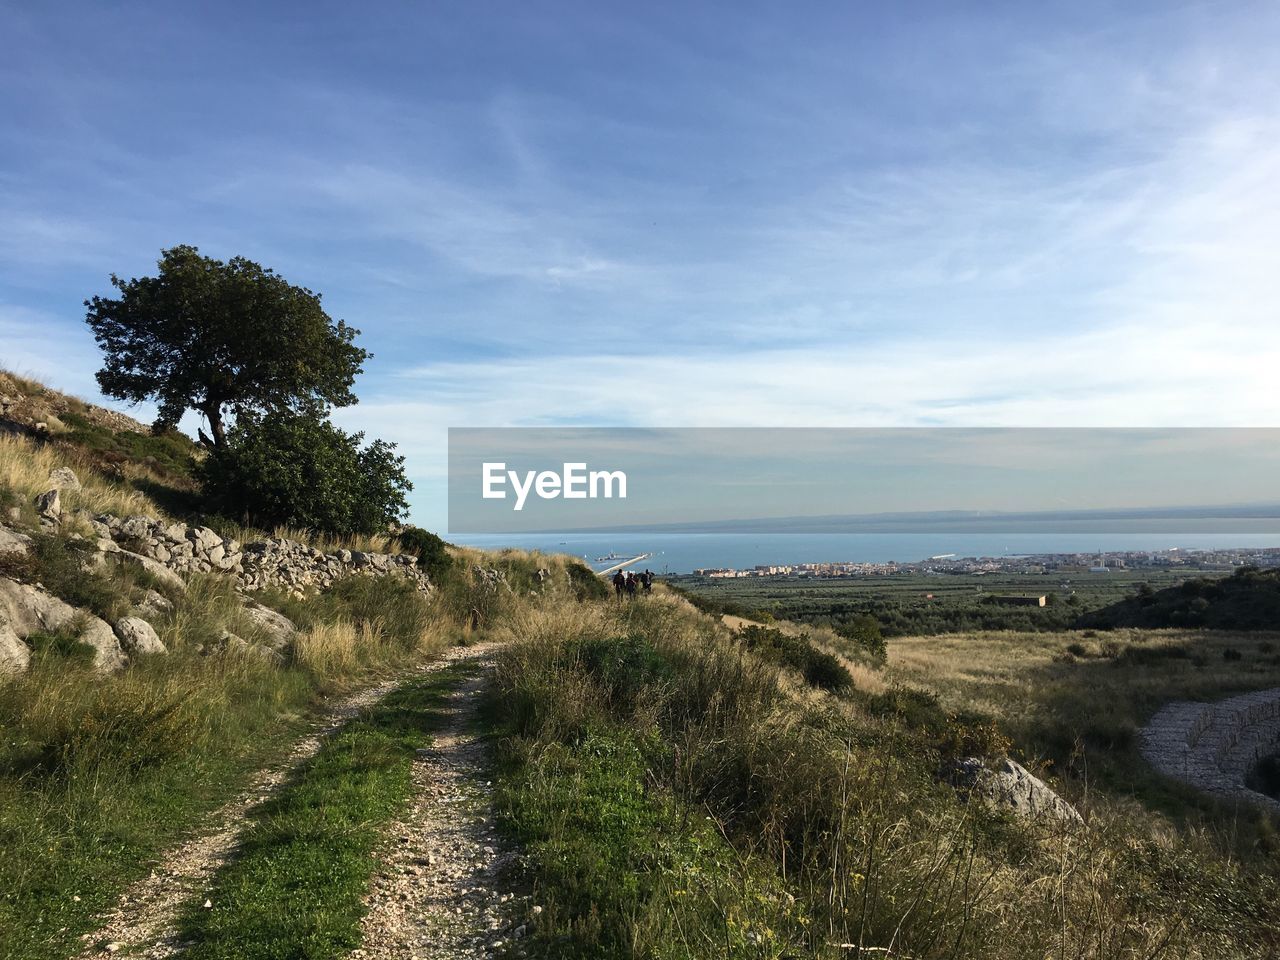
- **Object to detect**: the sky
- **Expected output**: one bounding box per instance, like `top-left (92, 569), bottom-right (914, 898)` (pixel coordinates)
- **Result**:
top-left (2, 1), bottom-right (1279, 530)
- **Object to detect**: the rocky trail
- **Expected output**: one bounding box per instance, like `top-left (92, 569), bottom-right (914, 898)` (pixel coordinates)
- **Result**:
top-left (356, 644), bottom-right (532, 959)
top-left (78, 643), bottom-right (520, 958)
top-left (1140, 686), bottom-right (1280, 813)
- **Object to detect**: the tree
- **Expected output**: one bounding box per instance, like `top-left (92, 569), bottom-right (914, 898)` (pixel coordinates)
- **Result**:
top-left (86, 245), bottom-right (369, 449)
top-left (199, 412), bottom-right (411, 536)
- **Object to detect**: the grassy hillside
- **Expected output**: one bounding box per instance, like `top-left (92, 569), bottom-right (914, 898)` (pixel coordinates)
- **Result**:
top-left (486, 595), bottom-right (1280, 959)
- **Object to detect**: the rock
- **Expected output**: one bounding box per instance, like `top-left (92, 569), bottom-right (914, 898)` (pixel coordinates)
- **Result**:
top-left (114, 616), bottom-right (166, 656)
top-left (0, 524), bottom-right (31, 556)
top-left (79, 617), bottom-right (128, 672)
top-left (240, 602), bottom-right (297, 650)
top-left (5, 507), bottom-right (19, 524)
top-left (0, 624), bottom-right (29, 674)
top-left (95, 536), bottom-right (120, 554)
top-left (112, 549), bottom-right (187, 592)
top-left (35, 488), bottom-right (61, 523)
top-left (136, 589), bottom-right (174, 619)
top-left (119, 515), bottom-right (154, 542)
top-left (951, 757), bottom-right (1083, 826)
top-left (48, 466), bottom-right (81, 490)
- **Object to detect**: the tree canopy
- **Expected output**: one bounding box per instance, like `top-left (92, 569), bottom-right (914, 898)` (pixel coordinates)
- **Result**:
top-left (198, 412), bottom-right (411, 536)
top-left (85, 245), bottom-right (369, 448)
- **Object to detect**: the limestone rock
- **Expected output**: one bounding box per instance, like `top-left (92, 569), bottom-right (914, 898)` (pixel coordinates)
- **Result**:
top-left (136, 589), bottom-right (174, 619)
top-left (112, 549), bottom-right (187, 592)
top-left (0, 578), bottom-right (126, 672)
top-left (35, 488), bottom-right (60, 523)
top-left (48, 467), bottom-right (81, 490)
top-left (0, 624), bottom-right (29, 674)
top-left (0, 524), bottom-right (31, 556)
top-left (80, 617), bottom-right (129, 672)
top-left (950, 757), bottom-right (1083, 826)
top-left (241, 602), bottom-right (297, 651)
top-left (114, 616), bottom-right (166, 656)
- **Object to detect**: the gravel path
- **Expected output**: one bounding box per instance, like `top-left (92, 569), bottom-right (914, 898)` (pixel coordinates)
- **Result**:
top-left (77, 664), bottom-right (434, 958)
top-left (354, 643), bottom-right (530, 960)
top-left (1140, 686), bottom-right (1280, 813)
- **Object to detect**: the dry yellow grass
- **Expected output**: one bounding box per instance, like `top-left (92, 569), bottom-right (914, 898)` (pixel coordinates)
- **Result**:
top-left (0, 432), bottom-right (170, 522)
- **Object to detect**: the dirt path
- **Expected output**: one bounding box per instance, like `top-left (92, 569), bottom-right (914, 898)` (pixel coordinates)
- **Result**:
top-left (78, 661), bottom-right (439, 958)
top-left (355, 643), bottom-right (529, 959)
top-left (1140, 686), bottom-right (1280, 813)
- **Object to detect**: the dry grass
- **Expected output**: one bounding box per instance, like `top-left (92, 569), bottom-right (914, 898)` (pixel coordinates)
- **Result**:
top-left (0, 433), bottom-right (170, 522)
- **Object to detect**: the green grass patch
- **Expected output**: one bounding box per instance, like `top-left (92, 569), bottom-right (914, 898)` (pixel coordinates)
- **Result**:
top-left (491, 724), bottom-right (811, 959)
top-left (177, 665), bottom-right (467, 960)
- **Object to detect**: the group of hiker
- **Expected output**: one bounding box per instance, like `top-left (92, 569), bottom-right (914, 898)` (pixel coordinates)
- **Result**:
top-left (611, 568), bottom-right (654, 599)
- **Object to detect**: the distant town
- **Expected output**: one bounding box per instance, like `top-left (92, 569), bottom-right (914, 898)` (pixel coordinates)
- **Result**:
top-left (691, 546), bottom-right (1280, 579)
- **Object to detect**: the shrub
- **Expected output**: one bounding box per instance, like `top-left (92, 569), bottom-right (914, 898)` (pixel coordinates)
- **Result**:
top-left (567, 560), bottom-right (610, 601)
top-left (836, 613), bottom-right (887, 661)
top-left (732, 624), bottom-right (854, 692)
top-left (198, 412), bottom-right (410, 536)
top-left (393, 527), bottom-right (453, 582)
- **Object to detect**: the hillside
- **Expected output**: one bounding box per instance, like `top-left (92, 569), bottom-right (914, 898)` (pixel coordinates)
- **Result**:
top-left (1080, 566), bottom-right (1280, 630)
top-left (2, 373), bottom-right (1280, 959)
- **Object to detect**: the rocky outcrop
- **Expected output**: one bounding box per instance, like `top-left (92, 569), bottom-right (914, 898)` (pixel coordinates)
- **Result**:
top-left (90, 514), bottom-right (432, 597)
top-left (948, 757), bottom-right (1083, 826)
top-left (0, 624), bottom-right (28, 673)
top-left (0, 577), bottom-right (127, 673)
top-left (0, 523), bottom-right (30, 556)
top-left (114, 616), bottom-right (166, 656)
top-left (48, 466), bottom-right (81, 490)
top-left (240, 601), bottom-right (297, 653)
top-left (36, 488), bottom-right (61, 525)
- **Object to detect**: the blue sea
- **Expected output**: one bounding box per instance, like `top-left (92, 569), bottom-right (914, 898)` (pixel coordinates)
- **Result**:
top-left (451, 532), bottom-right (1280, 575)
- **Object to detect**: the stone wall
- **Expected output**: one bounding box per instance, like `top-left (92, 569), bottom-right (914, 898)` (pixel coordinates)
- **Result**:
top-left (92, 513), bottom-right (432, 595)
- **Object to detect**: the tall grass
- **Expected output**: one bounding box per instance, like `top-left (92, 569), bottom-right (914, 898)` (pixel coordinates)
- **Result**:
top-left (0, 433), bottom-right (170, 522)
top-left (489, 594), bottom-right (1280, 959)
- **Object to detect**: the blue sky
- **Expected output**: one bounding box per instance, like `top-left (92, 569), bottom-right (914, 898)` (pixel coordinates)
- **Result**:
top-left (2, 1), bottom-right (1279, 530)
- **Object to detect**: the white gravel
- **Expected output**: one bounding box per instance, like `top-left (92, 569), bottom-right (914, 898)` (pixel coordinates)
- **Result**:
top-left (355, 643), bottom-right (530, 959)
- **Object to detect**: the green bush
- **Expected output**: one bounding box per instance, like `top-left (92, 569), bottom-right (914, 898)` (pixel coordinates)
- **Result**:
top-left (393, 526), bottom-right (453, 582)
top-left (836, 613), bottom-right (887, 661)
top-left (198, 412), bottom-right (410, 536)
top-left (732, 624), bottom-right (853, 692)
top-left (567, 561), bottom-right (610, 601)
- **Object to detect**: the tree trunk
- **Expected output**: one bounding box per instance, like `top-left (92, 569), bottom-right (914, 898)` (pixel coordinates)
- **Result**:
top-left (199, 402), bottom-right (227, 450)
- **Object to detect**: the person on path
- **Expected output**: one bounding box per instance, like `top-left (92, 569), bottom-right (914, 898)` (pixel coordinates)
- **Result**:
top-left (625, 571), bottom-right (638, 599)
top-left (642, 569), bottom-right (654, 593)
top-left (612, 569), bottom-right (626, 599)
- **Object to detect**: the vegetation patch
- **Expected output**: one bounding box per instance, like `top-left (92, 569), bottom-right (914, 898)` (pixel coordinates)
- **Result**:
top-left (731, 623), bottom-right (853, 692)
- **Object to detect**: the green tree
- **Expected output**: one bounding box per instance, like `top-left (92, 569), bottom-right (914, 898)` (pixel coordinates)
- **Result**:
top-left (85, 245), bottom-right (369, 449)
top-left (199, 413), bottom-right (411, 536)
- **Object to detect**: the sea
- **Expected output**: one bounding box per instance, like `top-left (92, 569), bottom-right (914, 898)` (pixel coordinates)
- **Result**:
top-left (451, 532), bottom-right (1280, 575)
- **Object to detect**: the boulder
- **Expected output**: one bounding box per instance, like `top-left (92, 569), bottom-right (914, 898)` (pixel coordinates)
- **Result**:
top-left (0, 578), bottom-right (126, 672)
top-left (112, 549), bottom-right (187, 592)
top-left (136, 589), bottom-right (174, 619)
top-left (80, 617), bottom-right (128, 672)
top-left (0, 524), bottom-right (31, 556)
top-left (951, 757), bottom-right (1083, 826)
top-left (114, 616), bottom-right (166, 656)
top-left (0, 624), bottom-right (29, 674)
top-left (48, 467), bottom-right (81, 490)
top-left (35, 488), bottom-right (60, 523)
top-left (240, 602), bottom-right (297, 651)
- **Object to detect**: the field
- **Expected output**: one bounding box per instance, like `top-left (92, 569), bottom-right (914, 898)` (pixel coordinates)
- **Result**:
top-left (668, 567), bottom-right (1207, 634)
